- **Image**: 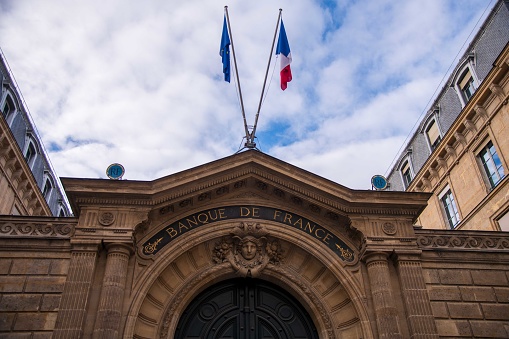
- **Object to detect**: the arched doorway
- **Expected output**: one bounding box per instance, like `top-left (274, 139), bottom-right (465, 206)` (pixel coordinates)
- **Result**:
top-left (174, 278), bottom-right (319, 339)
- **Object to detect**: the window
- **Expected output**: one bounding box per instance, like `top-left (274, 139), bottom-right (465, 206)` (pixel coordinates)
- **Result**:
top-left (2, 95), bottom-right (13, 117)
top-left (439, 187), bottom-right (460, 229)
top-left (24, 141), bottom-right (37, 167)
top-left (59, 208), bottom-right (67, 217)
top-left (42, 175), bottom-right (54, 200)
top-left (452, 54), bottom-right (479, 107)
top-left (426, 120), bottom-right (441, 151)
top-left (497, 210), bottom-right (509, 232)
top-left (401, 160), bottom-right (412, 188)
top-left (478, 141), bottom-right (505, 188)
top-left (458, 69), bottom-right (476, 102)
top-left (2, 93), bottom-right (16, 123)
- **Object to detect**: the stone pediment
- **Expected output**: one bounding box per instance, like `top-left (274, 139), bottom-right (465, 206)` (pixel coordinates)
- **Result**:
top-left (62, 150), bottom-right (430, 219)
top-left (61, 151), bottom-right (431, 254)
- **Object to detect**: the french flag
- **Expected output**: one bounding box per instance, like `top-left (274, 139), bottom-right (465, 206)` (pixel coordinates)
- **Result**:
top-left (276, 20), bottom-right (292, 91)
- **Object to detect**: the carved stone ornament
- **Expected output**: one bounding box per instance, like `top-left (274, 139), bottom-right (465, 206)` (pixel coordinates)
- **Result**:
top-left (0, 222), bottom-right (75, 238)
top-left (98, 212), bottom-right (115, 226)
top-left (213, 222), bottom-right (284, 277)
top-left (382, 222), bottom-right (397, 235)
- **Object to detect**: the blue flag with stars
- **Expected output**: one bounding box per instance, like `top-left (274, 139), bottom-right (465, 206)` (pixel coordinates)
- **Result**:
top-left (220, 16), bottom-right (231, 82)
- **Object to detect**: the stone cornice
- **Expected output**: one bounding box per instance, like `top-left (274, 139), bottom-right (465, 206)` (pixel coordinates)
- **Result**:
top-left (63, 151), bottom-right (430, 219)
top-left (0, 117), bottom-right (51, 216)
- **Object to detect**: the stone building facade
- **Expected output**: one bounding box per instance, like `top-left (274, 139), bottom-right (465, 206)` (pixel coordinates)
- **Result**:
top-left (386, 1), bottom-right (509, 232)
top-left (1, 2), bottom-right (509, 337)
top-left (1, 151), bottom-right (508, 338)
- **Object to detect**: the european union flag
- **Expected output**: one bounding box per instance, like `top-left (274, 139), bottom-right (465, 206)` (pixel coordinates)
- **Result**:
top-left (220, 16), bottom-right (231, 83)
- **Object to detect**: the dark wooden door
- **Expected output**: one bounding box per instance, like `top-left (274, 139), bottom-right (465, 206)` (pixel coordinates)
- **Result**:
top-left (174, 278), bottom-right (319, 339)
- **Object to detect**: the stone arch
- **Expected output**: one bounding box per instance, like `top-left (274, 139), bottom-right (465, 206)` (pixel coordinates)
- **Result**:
top-left (126, 219), bottom-right (373, 339)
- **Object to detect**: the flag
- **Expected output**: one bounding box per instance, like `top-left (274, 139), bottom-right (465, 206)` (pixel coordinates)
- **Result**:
top-left (275, 20), bottom-right (292, 90)
top-left (220, 16), bottom-right (231, 83)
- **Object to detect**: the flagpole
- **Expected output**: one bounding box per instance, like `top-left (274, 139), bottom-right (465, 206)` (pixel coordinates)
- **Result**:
top-left (250, 9), bottom-right (282, 145)
top-left (224, 6), bottom-right (250, 144)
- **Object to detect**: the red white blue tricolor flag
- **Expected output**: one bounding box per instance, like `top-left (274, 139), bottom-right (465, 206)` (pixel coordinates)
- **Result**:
top-left (220, 15), bottom-right (231, 83)
top-left (275, 20), bottom-right (292, 90)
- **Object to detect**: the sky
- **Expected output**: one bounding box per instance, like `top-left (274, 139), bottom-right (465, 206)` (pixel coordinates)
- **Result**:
top-left (0, 0), bottom-right (494, 189)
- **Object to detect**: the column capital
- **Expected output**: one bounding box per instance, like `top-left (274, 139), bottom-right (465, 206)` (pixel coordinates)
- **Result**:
top-left (390, 249), bottom-right (422, 263)
top-left (362, 251), bottom-right (390, 264)
top-left (104, 242), bottom-right (134, 256)
top-left (70, 239), bottom-right (102, 252)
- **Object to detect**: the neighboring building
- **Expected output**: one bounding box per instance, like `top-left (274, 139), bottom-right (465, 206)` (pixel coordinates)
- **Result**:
top-left (386, 0), bottom-right (509, 231)
top-left (0, 52), bottom-right (69, 217)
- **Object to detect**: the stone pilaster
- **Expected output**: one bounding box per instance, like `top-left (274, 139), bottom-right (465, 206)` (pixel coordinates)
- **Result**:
top-left (93, 243), bottom-right (132, 339)
top-left (364, 251), bottom-right (402, 339)
top-left (53, 240), bottom-right (101, 339)
top-left (394, 252), bottom-right (439, 338)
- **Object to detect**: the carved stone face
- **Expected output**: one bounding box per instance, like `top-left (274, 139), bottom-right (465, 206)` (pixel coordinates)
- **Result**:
top-left (240, 240), bottom-right (257, 260)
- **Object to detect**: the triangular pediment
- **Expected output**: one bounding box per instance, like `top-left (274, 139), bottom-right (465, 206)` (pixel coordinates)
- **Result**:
top-left (62, 150), bottom-right (430, 219)
top-left (62, 150), bottom-right (431, 260)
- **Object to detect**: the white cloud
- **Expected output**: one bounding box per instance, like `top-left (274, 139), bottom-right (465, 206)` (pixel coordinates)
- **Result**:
top-left (0, 0), bottom-right (491, 188)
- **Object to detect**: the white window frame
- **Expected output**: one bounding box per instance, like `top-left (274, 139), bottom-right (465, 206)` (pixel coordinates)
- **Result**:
top-left (23, 134), bottom-right (39, 169)
top-left (398, 153), bottom-right (414, 189)
top-left (438, 185), bottom-right (461, 229)
top-left (421, 108), bottom-right (442, 153)
top-left (496, 209), bottom-right (509, 232)
top-left (477, 140), bottom-right (505, 189)
top-left (42, 172), bottom-right (55, 201)
top-left (1, 90), bottom-right (19, 126)
top-left (452, 53), bottom-right (480, 107)
top-left (58, 203), bottom-right (68, 217)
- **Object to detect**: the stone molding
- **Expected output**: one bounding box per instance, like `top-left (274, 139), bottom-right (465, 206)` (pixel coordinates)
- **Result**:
top-left (127, 219), bottom-right (369, 339)
top-left (64, 152), bottom-right (429, 220)
top-left (158, 262), bottom-right (337, 339)
top-left (416, 229), bottom-right (509, 251)
top-left (0, 217), bottom-right (76, 238)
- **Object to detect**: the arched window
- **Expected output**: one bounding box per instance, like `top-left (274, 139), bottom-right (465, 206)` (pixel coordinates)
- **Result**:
top-left (58, 204), bottom-right (67, 217)
top-left (42, 173), bottom-right (55, 200)
top-left (23, 136), bottom-right (39, 169)
top-left (1, 92), bottom-right (18, 125)
top-left (2, 94), bottom-right (14, 117)
top-left (401, 161), bottom-right (412, 187)
top-left (426, 120), bottom-right (441, 151)
top-left (398, 153), bottom-right (414, 189)
top-left (458, 68), bottom-right (477, 102)
top-left (421, 108), bottom-right (442, 153)
top-left (452, 53), bottom-right (480, 107)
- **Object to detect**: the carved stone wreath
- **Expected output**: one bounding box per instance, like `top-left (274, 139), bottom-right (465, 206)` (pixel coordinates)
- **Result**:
top-left (213, 222), bottom-right (284, 277)
top-left (98, 212), bottom-right (115, 226)
top-left (382, 222), bottom-right (396, 235)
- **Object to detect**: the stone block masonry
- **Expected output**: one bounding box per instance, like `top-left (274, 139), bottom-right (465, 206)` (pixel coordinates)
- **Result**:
top-left (424, 265), bottom-right (509, 338)
top-left (0, 240), bottom-right (71, 337)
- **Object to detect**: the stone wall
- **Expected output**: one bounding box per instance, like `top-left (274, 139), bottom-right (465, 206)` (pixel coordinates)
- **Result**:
top-left (0, 217), bottom-right (75, 338)
top-left (417, 229), bottom-right (509, 337)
